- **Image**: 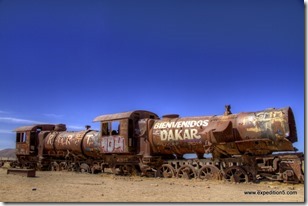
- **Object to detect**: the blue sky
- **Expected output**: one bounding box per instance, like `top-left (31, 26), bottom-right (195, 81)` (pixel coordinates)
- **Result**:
top-left (0, 0), bottom-right (304, 152)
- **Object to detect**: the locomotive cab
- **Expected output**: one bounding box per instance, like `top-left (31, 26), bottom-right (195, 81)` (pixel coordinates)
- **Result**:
top-left (14, 124), bottom-right (56, 156)
top-left (15, 130), bottom-right (34, 156)
top-left (93, 110), bottom-right (159, 154)
top-left (14, 124), bottom-right (58, 168)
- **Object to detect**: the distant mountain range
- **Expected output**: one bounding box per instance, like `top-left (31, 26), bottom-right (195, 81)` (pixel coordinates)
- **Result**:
top-left (0, 148), bottom-right (16, 159)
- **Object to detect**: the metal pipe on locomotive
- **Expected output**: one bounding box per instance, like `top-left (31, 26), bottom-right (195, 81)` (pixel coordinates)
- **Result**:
top-left (11, 105), bottom-right (304, 183)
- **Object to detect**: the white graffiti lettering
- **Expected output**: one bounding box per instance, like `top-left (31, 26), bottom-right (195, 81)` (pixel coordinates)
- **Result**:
top-left (101, 136), bottom-right (125, 153)
top-left (159, 129), bottom-right (201, 141)
top-left (154, 120), bottom-right (209, 129)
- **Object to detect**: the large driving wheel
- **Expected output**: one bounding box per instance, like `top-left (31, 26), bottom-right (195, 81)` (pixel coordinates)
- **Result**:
top-left (121, 165), bottom-right (134, 176)
top-left (176, 165), bottom-right (196, 179)
top-left (224, 166), bottom-right (249, 183)
top-left (59, 162), bottom-right (67, 171)
top-left (51, 162), bottom-right (60, 171)
top-left (80, 163), bottom-right (90, 173)
top-left (91, 163), bottom-right (101, 174)
top-left (198, 165), bottom-right (221, 180)
top-left (157, 164), bottom-right (175, 178)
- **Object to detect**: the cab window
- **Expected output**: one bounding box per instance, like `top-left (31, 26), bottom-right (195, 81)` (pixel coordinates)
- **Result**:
top-left (16, 132), bottom-right (27, 143)
top-left (101, 121), bottom-right (120, 136)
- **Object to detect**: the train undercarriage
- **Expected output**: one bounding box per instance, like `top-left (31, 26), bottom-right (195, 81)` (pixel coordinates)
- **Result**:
top-left (5, 152), bottom-right (304, 184)
top-left (153, 152), bottom-right (304, 184)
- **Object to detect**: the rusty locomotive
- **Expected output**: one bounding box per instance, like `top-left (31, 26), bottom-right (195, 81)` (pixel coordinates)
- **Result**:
top-left (10, 105), bottom-right (304, 183)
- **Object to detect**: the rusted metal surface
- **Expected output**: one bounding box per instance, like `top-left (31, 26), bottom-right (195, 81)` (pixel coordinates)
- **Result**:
top-left (43, 130), bottom-right (88, 155)
top-left (10, 106), bottom-right (304, 184)
top-left (41, 111), bottom-right (159, 158)
top-left (151, 116), bottom-right (211, 155)
top-left (92, 111), bottom-right (160, 155)
top-left (15, 124), bottom-right (65, 156)
top-left (82, 131), bottom-right (101, 156)
top-left (16, 142), bottom-right (29, 155)
top-left (150, 107), bottom-right (297, 158)
top-left (236, 107), bottom-right (297, 142)
top-left (7, 168), bottom-right (36, 177)
top-left (14, 124), bottom-right (57, 132)
top-left (100, 136), bottom-right (125, 153)
top-left (198, 165), bottom-right (221, 180)
top-left (43, 129), bottom-right (129, 157)
top-left (53, 130), bottom-right (91, 154)
top-left (93, 110), bottom-right (159, 122)
top-left (223, 166), bottom-right (248, 183)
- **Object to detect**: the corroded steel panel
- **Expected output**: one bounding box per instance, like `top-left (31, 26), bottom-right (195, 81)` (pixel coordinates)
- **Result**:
top-left (7, 168), bottom-right (36, 177)
top-left (150, 117), bottom-right (212, 155)
top-left (16, 143), bottom-right (29, 155)
top-left (53, 131), bottom-right (84, 154)
top-left (100, 136), bottom-right (126, 153)
top-left (43, 130), bottom-right (92, 155)
top-left (149, 107), bottom-right (297, 157)
top-left (82, 131), bottom-right (101, 157)
top-left (237, 108), bottom-right (289, 141)
top-left (43, 132), bottom-right (59, 153)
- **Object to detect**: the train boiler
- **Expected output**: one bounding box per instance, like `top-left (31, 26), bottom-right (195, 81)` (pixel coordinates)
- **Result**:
top-left (145, 106), bottom-right (297, 159)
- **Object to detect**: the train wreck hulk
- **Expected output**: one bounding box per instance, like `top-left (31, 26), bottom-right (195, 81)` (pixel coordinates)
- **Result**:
top-left (10, 105), bottom-right (303, 184)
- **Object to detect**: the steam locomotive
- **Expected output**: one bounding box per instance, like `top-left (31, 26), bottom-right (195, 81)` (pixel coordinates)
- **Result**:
top-left (11, 105), bottom-right (304, 183)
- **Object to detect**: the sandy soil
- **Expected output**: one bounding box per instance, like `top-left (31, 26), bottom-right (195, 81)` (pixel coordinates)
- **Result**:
top-left (0, 166), bottom-right (304, 203)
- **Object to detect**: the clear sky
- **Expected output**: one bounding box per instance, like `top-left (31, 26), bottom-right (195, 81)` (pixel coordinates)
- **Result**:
top-left (0, 0), bottom-right (304, 152)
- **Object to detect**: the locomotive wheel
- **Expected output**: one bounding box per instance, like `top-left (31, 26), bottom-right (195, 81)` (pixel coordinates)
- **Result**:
top-left (224, 166), bottom-right (249, 183)
top-left (80, 163), bottom-right (90, 173)
top-left (51, 162), bottom-right (60, 171)
top-left (198, 165), bottom-right (221, 180)
top-left (176, 165), bottom-right (197, 179)
top-left (111, 165), bottom-right (118, 175)
top-left (59, 162), bottom-right (67, 171)
top-left (67, 163), bottom-right (77, 172)
top-left (121, 165), bottom-right (135, 176)
top-left (91, 164), bottom-right (101, 174)
top-left (157, 164), bottom-right (175, 178)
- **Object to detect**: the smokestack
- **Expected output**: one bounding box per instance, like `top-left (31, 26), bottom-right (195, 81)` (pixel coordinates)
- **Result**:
top-left (224, 105), bottom-right (232, 116)
top-left (85, 125), bottom-right (91, 130)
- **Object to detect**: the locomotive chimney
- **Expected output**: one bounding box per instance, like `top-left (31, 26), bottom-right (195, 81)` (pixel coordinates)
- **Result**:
top-left (224, 105), bottom-right (232, 116)
top-left (85, 125), bottom-right (91, 130)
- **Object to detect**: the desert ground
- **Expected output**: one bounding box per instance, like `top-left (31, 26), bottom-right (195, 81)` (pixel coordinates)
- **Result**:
top-left (0, 164), bottom-right (304, 203)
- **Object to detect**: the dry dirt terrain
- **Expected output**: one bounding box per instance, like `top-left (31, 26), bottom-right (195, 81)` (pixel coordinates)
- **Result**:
top-left (0, 165), bottom-right (304, 203)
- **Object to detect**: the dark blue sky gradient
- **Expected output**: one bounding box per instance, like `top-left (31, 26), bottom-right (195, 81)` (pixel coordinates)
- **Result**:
top-left (0, 0), bottom-right (304, 152)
